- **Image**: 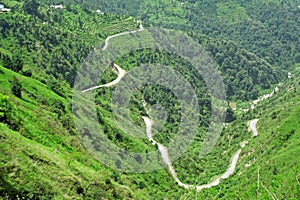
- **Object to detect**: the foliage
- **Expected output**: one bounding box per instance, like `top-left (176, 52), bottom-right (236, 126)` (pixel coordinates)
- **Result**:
top-left (0, 1), bottom-right (137, 88)
top-left (0, 94), bottom-right (10, 123)
top-left (0, 0), bottom-right (299, 199)
top-left (198, 75), bottom-right (300, 199)
top-left (11, 76), bottom-right (22, 98)
top-left (64, 0), bottom-right (299, 70)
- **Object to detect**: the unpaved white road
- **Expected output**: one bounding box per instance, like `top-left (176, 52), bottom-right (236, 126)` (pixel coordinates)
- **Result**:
top-left (251, 87), bottom-right (279, 109)
top-left (142, 116), bottom-right (189, 189)
top-left (196, 149), bottom-right (242, 192)
top-left (142, 116), bottom-right (246, 192)
top-left (102, 22), bottom-right (144, 51)
top-left (82, 64), bottom-right (126, 93)
top-left (250, 119), bottom-right (259, 136)
top-left (82, 22), bottom-right (143, 93)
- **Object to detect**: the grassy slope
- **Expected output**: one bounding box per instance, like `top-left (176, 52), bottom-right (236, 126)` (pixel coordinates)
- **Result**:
top-left (0, 3), bottom-right (185, 198)
top-left (0, 64), bottom-right (184, 199)
top-left (0, 65), bottom-right (149, 199)
top-left (197, 75), bottom-right (300, 199)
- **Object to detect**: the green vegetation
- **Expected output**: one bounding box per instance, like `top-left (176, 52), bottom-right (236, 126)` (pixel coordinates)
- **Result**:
top-left (198, 75), bottom-right (300, 199)
top-left (64, 0), bottom-right (299, 69)
top-left (0, 0), bottom-right (138, 86)
top-left (0, 0), bottom-right (299, 199)
top-left (216, 2), bottom-right (248, 24)
top-left (0, 65), bottom-right (123, 199)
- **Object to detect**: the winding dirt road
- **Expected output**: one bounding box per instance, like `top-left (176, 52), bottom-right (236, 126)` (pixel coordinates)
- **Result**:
top-left (81, 22), bottom-right (143, 93)
top-left (251, 87), bottom-right (279, 109)
top-left (142, 116), bottom-right (190, 189)
top-left (142, 115), bottom-right (246, 192)
top-left (196, 149), bottom-right (242, 191)
top-left (81, 24), bottom-right (260, 193)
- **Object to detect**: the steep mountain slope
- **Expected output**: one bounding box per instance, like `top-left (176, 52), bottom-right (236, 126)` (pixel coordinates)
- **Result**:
top-left (0, 3), bottom-right (186, 199)
top-left (0, 65), bottom-right (192, 199)
top-left (197, 74), bottom-right (300, 199)
top-left (0, 0), bottom-right (299, 199)
top-left (0, 64), bottom-right (152, 199)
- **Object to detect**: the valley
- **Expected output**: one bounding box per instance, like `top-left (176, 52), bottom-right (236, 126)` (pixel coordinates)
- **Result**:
top-left (0, 0), bottom-right (299, 199)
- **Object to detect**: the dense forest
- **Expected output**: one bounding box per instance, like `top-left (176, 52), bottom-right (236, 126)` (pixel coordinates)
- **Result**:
top-left (0, 0), bottom-right (299, 199)
top-left (49, 0), bottom-right (300, 100)
top-left (1, 0), bottom-right (138, 90)
top-left (56, 0), bottom-right (300, 67)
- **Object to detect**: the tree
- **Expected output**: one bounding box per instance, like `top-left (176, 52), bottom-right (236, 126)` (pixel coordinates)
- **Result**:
top-left (11, 76), bottom-right (22, 98)
top-left (12, 54), bottom-right (23, 72)
top-left (295, 53), bottom-right (300, 63)
top-left (0, 93), bottom-right (20, 130)
top-left (23, 0), bottom-right (40, 16)
top-left (225, 106), bottom-right (236, 123)
top-left (1, 54), bottom-right (13, 69)
top-left (0, 94), bottom-right (10, 123)
top-left (1, 53), bottom-right (23, 72)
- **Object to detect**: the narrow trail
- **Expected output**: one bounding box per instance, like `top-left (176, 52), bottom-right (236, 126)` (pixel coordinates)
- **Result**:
top-left (82, 22), bottom-right (143, 93)
top-left (142, 116), bottom-right (190, 189)
top-left (196, 149), bottom-right (242, 192)
top-left (82, 23), bottom-right (259, 193)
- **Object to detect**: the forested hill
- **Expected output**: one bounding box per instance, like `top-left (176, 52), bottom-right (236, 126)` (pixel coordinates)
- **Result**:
top-left (0, 0), bottom-right (138, 90)
top-left (0, 2), bottom-right (143, 199)
top-left (2, 0), bottom-right (291, 100)
top-left (57, 0), bottom-right (300, 69)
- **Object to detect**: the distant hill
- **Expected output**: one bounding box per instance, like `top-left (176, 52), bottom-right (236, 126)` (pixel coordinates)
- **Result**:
top-left (58, 0), bottom-right (300, 66)
top-left (49, 0), bottom-right (300, 100)
top-left (0, 0), bottom-right (138, 88)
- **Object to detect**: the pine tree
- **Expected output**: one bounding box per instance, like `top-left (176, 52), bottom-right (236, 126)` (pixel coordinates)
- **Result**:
top-left (11, 76), bottom-right (22, 98)
top-left (1, 54), bottom-right (13, 69)
top-left (12, 54), bottom-right (23, 72)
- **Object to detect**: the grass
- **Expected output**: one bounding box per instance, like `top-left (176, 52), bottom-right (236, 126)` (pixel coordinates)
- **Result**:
top-left (0, 64), bottom-right (182, 199)
top-left (0, 123), bottom-right (135, 199)
top-left (0, 66), bottom-right (67, 103)
top-left (0, 1), bottom-right (299, 198)
top-left (196, 75), bottom-right (300, 199)
top-left (0, 65), bottom-right (142, 199)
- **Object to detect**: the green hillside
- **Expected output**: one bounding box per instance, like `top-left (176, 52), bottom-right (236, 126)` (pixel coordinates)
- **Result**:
top-left (0, 65), bottom-right (139, 199)
top-left (0, 0), bottom-right (138, 86)
top-left (198, 74), bottom-right (300, 199)
top-left (0, 0), bottom-right (299, 199)
top-left (56, 0), bottom-right (300, 68)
